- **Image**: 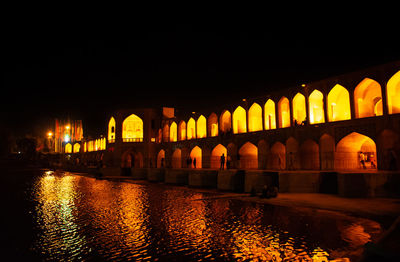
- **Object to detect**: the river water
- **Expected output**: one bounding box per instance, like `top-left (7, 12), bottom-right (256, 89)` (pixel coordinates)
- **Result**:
top-left (1, 168), bottom-right (382, 261)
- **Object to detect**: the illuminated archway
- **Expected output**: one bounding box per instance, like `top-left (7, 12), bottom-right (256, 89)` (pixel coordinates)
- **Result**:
top-left (286, 137), bottom-right (299, 170)
top-left (170, 122), bottom-right (177, 142)
top-left (73, 143), bottom-right (80, 153)
top-left (264, 99), bottom-right (276, 130)
top-left (163, 124), bottom-right (169, 142)
top-left (320, 134), bottom-right (335, 170)
top-left (270, 142), bottom-right (285, 169)
top-left (208, 113), bottom-right (218, 137)
top-left (172, 149), bottom-right (182, 168)
top-left (197, 115), bottom-right (207, 138)
top-left (292, 93), bottom-right (306, 125)
top-left (108, 117), bottom-right (116, 142)
top-left (387, 71), bottom-right (400, 114)
top-left (187, 118), bottom-right (196, 140)
top-left (300, 140), bottom-right (319, 170)
top-left (157, 149), bottom-right (165, 168)
top-left (327, 84), bottom-right (351, 122)
top-left (178, 121), bottom-right (186, 141)
top-left (239, 142), bottom-right (258, 169)
top-left (309, 90), bottom-right (325, 124)
top-left (190, 146), bottom-right (202, 168)
top-left (336, 132), bottom-right (377, 169)
top-left (122, 114), bottom-right (143, 142)
top-left (278, 97), bottom-right (290, 128)
top-left (354, 78), bottom-right (383, 118)
top-left (232, 106), bottom-right (247, 134)
top-left (220, 110), bottom-right (231, 133)
top-left (248, 103), bottom-right (263, 132)
top-left (65, 143), bottom-right (72, 153)
top-left (211, 144), bottom-right (227, 169)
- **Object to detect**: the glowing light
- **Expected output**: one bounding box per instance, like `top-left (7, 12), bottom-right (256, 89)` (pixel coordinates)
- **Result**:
top-left (220, 110), bottom-right (231, 133)
top-left (232, 106), bottom-right (247, 134)
top-left (122, 114), bottom-right (143, 142)
top-left (187, 118), bottom-right (196, 140)
top-left (386, 71), bottom-right (400, 114)
top-left (248, 103), bottom-right (263, 132)
top-left (170, 122), bottom-right (177, 142)
top-left (190, 146), bottom-right (202, 168)
top-left (309, 90), bottom-right (325, 124)
top-left (210, 144), bottom-right (227, 169)
top-left (278, 97), bottom-right (290, 128)
top-left (47, 132), bottom-right (53, 137)
top-left (264, 99), bottom-right (276, 130)
top-left (327, 84), bottom-right (351, 122)
top-left (196, 115), bottom-right (207, 138)
top-left (292, 93), bottom-right (306, 125)
top-left (108, 117), bottom-right (116, 142)
top-left (65, 143), bottom-right (72, 153)
top-left (354, 78), bottom-right (383, 118)
top-left (64, 134), bottom-right (70, 143)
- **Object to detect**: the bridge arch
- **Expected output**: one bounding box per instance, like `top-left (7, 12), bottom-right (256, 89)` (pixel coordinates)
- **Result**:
top-left (354, 78), bottom-right (383, 118)
top-left (178, 120), bottom-right (186, 141)
top-left (264, 99), bottom-right (276, 130)
top-left (108, 117), bottom-right (116, 142)
top-left (270, 142), bottom-right (285, 170)
top-left (170, 122), bottom-right (177, 142)
top-left (309, 90), bottom-right (325, 124)
top-left (233, 106), bottom-right (247, 134)
top-left (248, 103), bottom-right (263, 132)
top-left (157, 149), bottom-right (165, 168)
top-left (239, 142), bottom-right (258, 169)
top-left (208, 113), bottom-right (218, 137)
top-left (278, 97), bottom-right (290, 128)
top-left (190, 146), bottom-right (202, 168)
top-left (387, 71), bottom-right (400, 114)
top-left (211, 144), bottom-right (227, 169)
top-left (292, 93), bottom-right (306, 125)
top-left (172, 148), bottom-right (182, 168)
top-left (187, 118), bottom-right (196, 140)
top-left (220, 110), bottom-right (231, 133)
top-left (122, 114), bottom-right (143, 142)
top-left (197, 115), bottom-right (207, 138)
top-left (327, 84), bottom-right (351, 122)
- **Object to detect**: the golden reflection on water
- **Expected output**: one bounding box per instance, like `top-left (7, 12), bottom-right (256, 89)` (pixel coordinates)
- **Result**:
top-left (31, 172), bottom-right (379, 261)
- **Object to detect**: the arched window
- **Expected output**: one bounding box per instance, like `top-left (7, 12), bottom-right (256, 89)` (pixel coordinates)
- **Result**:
top-left (248, 103), bottom-right (263, 132)
top-left (309, 90), bottom-right (325, 124)
top-left (108, 117), bottom-right (116, 142)
top-left (65, 143), bottom-right (72, 153)
top-left (208, 113), bottom-right (218, 137)
top-left (157, 150), bottom-right (165, 168)
top-left (211, 144), bottom-right (227, 169)
top-left (327, 84), bottom-right (351, 122)
top-left (187, 118), bottom-right (196, 140)
top-left (197, 115), bottom-right (207, 138)
top-left (170, 122), bottom-right (177, 142)
top-left (239, 142), bottom-right (258, 169)
top-left (292, 93), bottom-right (306, 125)
top-left (162, 124), bottom-right (169, 142)
top-left (190, 146), bottom-right (202, 168)
top-left (278, 97), bottom-right (290, 128)
top-left (122, 114), bottom-right (143, 142)
top-left (219, 110), bottom-right (231, 133)
top-left (387, 71), bottom-right (400, 114)
top-left (73, 143), bottom-right (80, 153)
top-left (232, 106), bottom-right (247, 134)
top-left (172, 149), bottom-right (182, 168)
top-left (178, 121), bottom-right (186, 141)
top-left (264, 99), bottom-right (276, 130)
top-left (354, 78), bottom-right (383, 118)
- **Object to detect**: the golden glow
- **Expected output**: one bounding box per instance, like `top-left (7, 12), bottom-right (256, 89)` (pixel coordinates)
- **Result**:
top-left (84, 142), bottom-right (87, 152)
top-left (163, 124), bottom-right (169, 142)
top-left (65, 143), bottom-right (72, 153)
top-left (172, 149), bottom-right (181, 168)
top-left (264, 99), bottom-right (276, 130)
top-left (211, 144), bottom-right (227, 169)
top-left (208, 113), bottom-right (218, 137)
top-left (73, 143), bottom-right (80, 153)
top-left (336, 132), bottom-right (377, 169)
top-left (190, 146), bottom-right (202, 168)
top-left (327, 84), bottom-right (351, 122)
top-left (197, 115), bottom-right (207, 139)
top-left (187, 118), bottom-right (196, 140)
top-left (88, 141), bottom-right (94, 152)
top-left (387, 71), bottom-right (400, 114)
top-left (278, 97), bottom-right (290, 128)
top-left (220, 110), bottom-right (231, 133)
top-left (170, 122), bottom-right (177, 142)
top-left (270, 142), bottom-right (285, 169)
top-left (157, 150), bottom-right (165, 168)
top-left (292, 93), bottom-right (306, 125)
top-left (239, 142), bottom-right (258, 169)
top-left (354, 78), bottom-right (383, 118)
top-left (108, 117), bottom-right (116, 142)
top-left (232, 106), bottom-right (247, 134)
top-left (47, 131), bottom-right (53, 137)
top-left (248, 103), bottom-right (263, 132)
top-left (122, 114), bottom-right (143, 142)
top-left (178, 121), bottom-right (186, 141)
top-left (309, 90), bottom-right (325, 124)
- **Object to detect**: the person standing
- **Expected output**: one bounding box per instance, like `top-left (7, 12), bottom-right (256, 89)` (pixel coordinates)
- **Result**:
top-left (220, 153), bottom-right (226, 170)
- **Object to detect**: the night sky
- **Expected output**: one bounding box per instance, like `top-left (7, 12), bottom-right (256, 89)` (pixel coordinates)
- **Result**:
top-left (2, 12), bottom-right (399, 137)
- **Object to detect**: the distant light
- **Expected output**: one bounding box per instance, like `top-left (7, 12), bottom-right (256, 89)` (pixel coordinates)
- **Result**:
top-left (65, 125), bottom-right (70, 130)
top-left (192, 111), bottom-right (196, 114)
top-left (47, 132), bottom-right (53, 137)
top-left (301, 84), bottom-right (306, 87)
top-left (242, 98), bottom-right (246, 102)
top-left (64, 134), bottom-right (70, 143)
top-left (151, 138), bottom-right (156, 142)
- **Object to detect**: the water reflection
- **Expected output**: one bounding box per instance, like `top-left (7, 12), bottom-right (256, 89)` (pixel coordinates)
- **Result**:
top-left (30, 171), bottom-right (381, 261)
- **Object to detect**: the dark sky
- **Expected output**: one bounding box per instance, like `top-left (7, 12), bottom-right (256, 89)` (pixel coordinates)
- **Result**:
top-left (2, 12), bottom-right (399, 137)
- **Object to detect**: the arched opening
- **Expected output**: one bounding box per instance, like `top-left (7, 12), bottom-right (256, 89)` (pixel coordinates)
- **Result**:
top-left (232, 106), bottom-right (247, 134)
top-left (172, 149), bottom-right (181, 168)
top-left (187, 118), bottom-right (196, 140)
top-left (320, 134), bottom-right (335, 170)
top-left (258, 140), bottom-right (268, 169)
top-left (387, 71), bottom-right (400, 114)
top-left (73, 143), bottom-right (80, 153)
top-left (335, 132), bottom-right (377, 170)
top-left (220, 110), bottom-right (232, 133)
top-left (278, 97), bottom-right (290, 128)
top-left (286, 137), bottom-right (299, 170)
top-left (157, 149), bottom-right (165, 168)
top-left (121, 152), bottom-right (133, 168)
top-left (300, 139), bottom-right (320, 170)
top-left (211, 144), bottom-right (227, 169)
top-left (292, 93), bottom-right (306, 125)
top-left (108, 117), bottom-right (116, 142)
top-left (354, 78), bottom-right (383, 118)
top-left (208, 113), bottom-right (218, 137)
top-left (327, 84), bottom-right (351, 122)
top-left (178, 121), bottom-right (186, 141)
top-left (248, 103), bottom-right (263, 132)
top-left (134, 152), bottom-right (143, 168)
top-left (264, 99), bottom-right (276, 130)
top-left (309, 90), bottom-right (325, 124)
top-left (65, 143), bottom-right (72, 153)
top-left (270, 142), bottom-right (285, 170)
top-left (190, 146), bottom-right (202, 168)
top-left (197, 115), bottom-right (207, 138)
top-left (162, 124), bottom-right (169, 142)
top-left (170, 122), bottom-right (177, 142)
top-left (239, 142), bottom-right (258, 169)
top-left (122, 114), bottom-right (143, 142)
top-left (377, 129), bottom-right (399, 170)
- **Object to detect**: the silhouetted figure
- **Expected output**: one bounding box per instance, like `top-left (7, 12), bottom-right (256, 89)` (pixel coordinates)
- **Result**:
top-left (261, 185), bottom-right (278, 198)
top-left (360, 152), bottom-right (366, 169)
top-left (193, 158), bottom-right (197, 168)
top-left (161, 157), bottom-right (164, 168)
top-left (220, 153), bottom-right (225, 170)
